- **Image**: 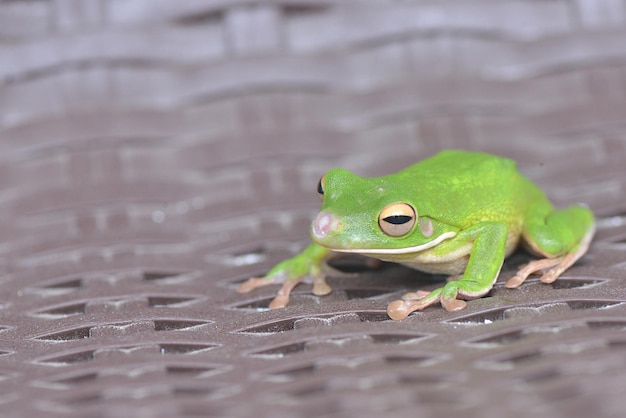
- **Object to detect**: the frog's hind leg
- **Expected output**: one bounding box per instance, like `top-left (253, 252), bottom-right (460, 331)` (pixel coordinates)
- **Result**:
top-left (506, 204), bottom-right (595, 289)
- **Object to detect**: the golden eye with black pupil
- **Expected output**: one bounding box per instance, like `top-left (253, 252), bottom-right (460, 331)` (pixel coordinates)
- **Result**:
top-left (317, 175), bottom-right (325, 200)
top-left (378, 203), bottom-right (416, 237)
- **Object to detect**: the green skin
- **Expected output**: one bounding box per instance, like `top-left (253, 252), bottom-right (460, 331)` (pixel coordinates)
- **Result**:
top-left (238, 150), bottom-right (595, 320)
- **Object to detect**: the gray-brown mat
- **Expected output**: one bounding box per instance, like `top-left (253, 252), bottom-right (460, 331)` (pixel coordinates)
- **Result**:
top-left (1, 1), bottom-right (626, 417)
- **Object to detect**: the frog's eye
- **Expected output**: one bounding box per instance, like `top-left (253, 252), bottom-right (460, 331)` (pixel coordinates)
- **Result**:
top-left (317, 175), bottom-right (325, 200)
top-left (378, 203), bottom-right (416, 237)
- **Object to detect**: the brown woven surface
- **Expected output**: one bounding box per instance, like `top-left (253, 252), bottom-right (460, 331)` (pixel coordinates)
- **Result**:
top-left (2, 1), bottom-right (626, 417)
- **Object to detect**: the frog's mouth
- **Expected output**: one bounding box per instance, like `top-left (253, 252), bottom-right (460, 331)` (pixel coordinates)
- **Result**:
top-left (329, 231), bottom-right (457, 255)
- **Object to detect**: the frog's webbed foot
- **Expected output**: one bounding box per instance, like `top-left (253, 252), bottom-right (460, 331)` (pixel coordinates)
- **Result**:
top-left (237, 262), bottom-right (331, 310)
top-left (387, 283), bottom-right (469, 320)
top-left (506, 224), bottom-right (594, 288)
top-left (509, 207), bottom-right (595, 288)
top-left (238, 274), bottom-right (286, 293)
top-left (238, 274), bottom-right (300, 309)
top-left (505, 257), bottom-right (563, 288)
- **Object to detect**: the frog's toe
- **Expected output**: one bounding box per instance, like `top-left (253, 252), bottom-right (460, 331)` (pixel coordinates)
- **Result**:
top-left (237, 276), bottom-right (281, 293)
top-left (387, 300), bottom-right (412, 320)
top-left (539, 258), bottom-right (571, 284)
top-left (387, 289), bottom-right (442, 320)
top-left (401, 290), bottom-right (431, 301)
top-left (441, 298), bottom-right (466, 312)
top-left (387, 299), bottom-right (440, 320)
top-left (539, 271), bottom-right (559, 284)
top-left (267, 277), bottom-right (305, 309)
top-left (312, 274), bottom-right (332, 296)
top-left (268, 294), bottom-right (289, 309)
top-left (440, 282), bottom-right (468, 312)
top-left (505, 274), bottom-right (525, 289)
top-left (506, 257), bottom-right (563, 288)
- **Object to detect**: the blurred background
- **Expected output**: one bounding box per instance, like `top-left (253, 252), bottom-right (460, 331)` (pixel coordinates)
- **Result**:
top-left (1, 1), bottom-right (626, 417)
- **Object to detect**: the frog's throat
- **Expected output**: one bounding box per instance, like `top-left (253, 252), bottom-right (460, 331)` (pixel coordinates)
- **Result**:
top-left (330, 231), bottom-right (457, 255)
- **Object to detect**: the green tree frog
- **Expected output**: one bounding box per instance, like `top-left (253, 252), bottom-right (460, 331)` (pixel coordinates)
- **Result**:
top-left (238, 150), bottom-right (595, 320)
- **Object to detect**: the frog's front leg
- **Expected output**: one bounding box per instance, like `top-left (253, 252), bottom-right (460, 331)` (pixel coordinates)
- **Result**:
top-left (237, 243), bottom-right (333, 309)
top-left (387, 222), bottom-right (508, 320)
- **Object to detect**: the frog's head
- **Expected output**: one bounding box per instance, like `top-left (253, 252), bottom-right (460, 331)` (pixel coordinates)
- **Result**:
top-left (310, 168), bottom-right (457, 257)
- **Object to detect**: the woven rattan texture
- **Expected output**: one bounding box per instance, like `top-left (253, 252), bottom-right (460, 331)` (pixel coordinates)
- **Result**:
top-left (1, 1), bottom-right (626, 417)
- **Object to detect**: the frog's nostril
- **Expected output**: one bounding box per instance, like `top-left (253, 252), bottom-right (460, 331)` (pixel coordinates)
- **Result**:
top-left (311, 212), bottom-right (335, 238)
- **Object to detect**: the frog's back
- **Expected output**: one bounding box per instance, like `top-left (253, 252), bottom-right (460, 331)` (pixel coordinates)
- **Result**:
top-left (398, 150), bottom-right (521, 194)
top-left (393, 150), bottom-right (545, 229)
top-left (410, 150), bottom-right (517, 178)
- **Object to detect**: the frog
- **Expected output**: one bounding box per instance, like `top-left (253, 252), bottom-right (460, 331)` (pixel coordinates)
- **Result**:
top-left (237, 150), bottom-right (595, 320)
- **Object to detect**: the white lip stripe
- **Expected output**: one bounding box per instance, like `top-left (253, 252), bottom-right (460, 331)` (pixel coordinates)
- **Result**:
top-left (330, 231), bottom-right (457, 255)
